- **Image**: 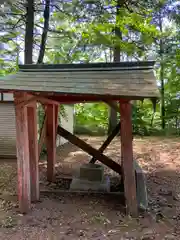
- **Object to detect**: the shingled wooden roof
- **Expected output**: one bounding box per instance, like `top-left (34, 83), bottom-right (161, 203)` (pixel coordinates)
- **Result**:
top-left (0, 61), bottom-right (159, 99)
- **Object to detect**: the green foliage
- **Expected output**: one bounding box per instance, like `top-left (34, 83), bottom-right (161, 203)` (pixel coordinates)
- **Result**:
top-left (75, 103), bottom-right (109, 135)
top-left (0, 0), bottom-right (179, 137)
top-left (74, 98), bottom-right (179, 136)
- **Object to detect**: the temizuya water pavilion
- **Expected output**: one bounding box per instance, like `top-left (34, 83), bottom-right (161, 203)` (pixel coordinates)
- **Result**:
top-left (0, 61), bottom-right (159, 217)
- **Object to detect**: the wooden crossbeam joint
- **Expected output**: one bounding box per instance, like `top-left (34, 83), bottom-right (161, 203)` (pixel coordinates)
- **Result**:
top-left (90, 121), bottom-right (121, 164)
top-left (57, 125), bottom-right (122, 175)
top-left (16, 94), bottom-right (60, 109)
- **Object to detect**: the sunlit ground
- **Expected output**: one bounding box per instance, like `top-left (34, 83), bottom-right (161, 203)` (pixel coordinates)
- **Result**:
top-left (0, 136), bottom-right (180, 239)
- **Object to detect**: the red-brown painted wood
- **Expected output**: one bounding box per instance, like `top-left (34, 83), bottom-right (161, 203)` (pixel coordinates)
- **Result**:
top-left (27, 102), bottom-right (39, 202)
top-left (46, 104), bottom-right (57, 182)
top-left (38, 112), bottom-right (47, 157)
top-left (47, 95), bottom-right (134, 103)
top-left (90, 121), bottom-right (120, 164)
top-left (120, 101), bottom-right (138, 217)
top-left (57, 126), bottom-right (122, 174)
top-left (14, 92), bottom-right (31, 213)
top-left (25, 92), bottom-right (144, 103)
top-left (6, 90), bottom-right (139, 103)
top-left (54, 105), bottom-right (59, 134)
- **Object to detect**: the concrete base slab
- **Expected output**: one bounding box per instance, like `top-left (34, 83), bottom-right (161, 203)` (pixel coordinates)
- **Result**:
top-left (134, 160), bottom-right (148, 210)
top-left (70, 176), bottom-right (110, 192)
top-left (79, 163), bottom-right (104, 182)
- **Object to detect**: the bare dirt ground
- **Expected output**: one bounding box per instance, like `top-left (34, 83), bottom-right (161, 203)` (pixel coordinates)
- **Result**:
top-left (0, 136), bottom-right (180, 240)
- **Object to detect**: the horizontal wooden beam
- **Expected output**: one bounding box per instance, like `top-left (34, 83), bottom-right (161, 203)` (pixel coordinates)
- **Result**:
top-left (28, 94), bottom-right (60, 106)
top-left (47, 96), bottom-right (141, 104)
top-left (0, 89), bottom-right (153, 102)
top-left (16, 94), bottom-right (60, 108)
top-left (16, 96), bottom-right (37, 108)
top-left (57, 126), bottom-right (122, 174)
top-left (36, 95), bottom-right (60, 106)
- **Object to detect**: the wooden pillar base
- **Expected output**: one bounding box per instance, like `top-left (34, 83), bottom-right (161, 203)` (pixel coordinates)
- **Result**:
top-left (120, 100), bottom-right (138, 217)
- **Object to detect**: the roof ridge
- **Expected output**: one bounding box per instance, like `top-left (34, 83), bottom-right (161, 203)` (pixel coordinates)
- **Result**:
top-left (18, 61), bottom-right (155, 71)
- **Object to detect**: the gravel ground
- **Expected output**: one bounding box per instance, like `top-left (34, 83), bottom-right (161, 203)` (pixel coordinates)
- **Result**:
top-left (0, 136), bottom-right (180, 239)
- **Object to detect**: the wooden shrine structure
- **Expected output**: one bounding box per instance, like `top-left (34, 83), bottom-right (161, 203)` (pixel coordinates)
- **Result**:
top-left (0, 62), bottom-right (159, 217)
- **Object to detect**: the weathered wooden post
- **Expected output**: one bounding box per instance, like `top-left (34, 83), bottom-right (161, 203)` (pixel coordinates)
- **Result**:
top-left (120, 100), bottom-right (138, 217)
top-left (14, 92), bottom-right (31, 213)
top-left (45, 104), bottom-right (58, 182)
top-left (27, 102), bottom-right (39, 202)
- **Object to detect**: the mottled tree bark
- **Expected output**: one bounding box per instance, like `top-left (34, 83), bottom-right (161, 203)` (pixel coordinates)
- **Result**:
top-left (108, 0), bottom-right (121, 134)
top-left (24, 0), bottom-right (34, 64)
top-left (37, 0), bottom-right (50, 63)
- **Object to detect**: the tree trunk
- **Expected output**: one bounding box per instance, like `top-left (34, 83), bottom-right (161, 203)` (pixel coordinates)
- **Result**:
top-left (37, 0), bottom-right (50, 64)
top-left (159, 12), bottom-right (165, 130)
top-left (108, 0), bottom-right (121, 134)
top-left (24, 0), bottom-right (34, 64)
top-left (160, 58), bottom-right (165, 129)
top-left (160, 60), bottom-right (165, 129)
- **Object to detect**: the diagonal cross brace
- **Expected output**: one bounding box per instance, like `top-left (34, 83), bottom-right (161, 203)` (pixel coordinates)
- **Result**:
top-left (89, 101), bottom-right (121, 164)
top-left (57, 125), bottom-right (122, 175)
top-left (89, 121), bottom-right (120, 164)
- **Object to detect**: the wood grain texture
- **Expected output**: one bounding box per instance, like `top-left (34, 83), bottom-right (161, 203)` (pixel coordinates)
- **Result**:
top-left (0, 68), bottom-right (159, 98)
top-left (46, 104), bottom-right (57, 182)
top-left (18, 61), bottom-right (155, 70)
top-left (14, 92), bottom-right (31, 213)
top-left (90, 122), bottom-right (121, 164)
top-left (27, 102), bottom-right (39, 202)
top-left (120, 101), bottom-right (138, 217)
top-left (57, 126), bottom-right (122, 174)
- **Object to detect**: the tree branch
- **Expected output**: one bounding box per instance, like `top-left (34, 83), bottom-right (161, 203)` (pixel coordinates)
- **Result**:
top-left (35, 23), bottom-right (77, 38)
top-left (12, 16), bottom-right (24, 31)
